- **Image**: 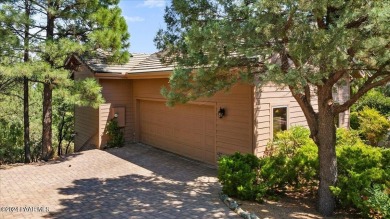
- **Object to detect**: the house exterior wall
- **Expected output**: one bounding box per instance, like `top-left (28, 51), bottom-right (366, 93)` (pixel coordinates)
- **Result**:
top-left (73, 66), bottom-right (350, 162)
top-left (99, 79), bottom-right (134, 147)
top-left (253, 83), bottom-right (319, 157)
top-left (132, 78), bottom-right (253, 158)
top-left (73, 64), bottom-right (99, 151)
top-left (254, 82), bottom-right (350, 157)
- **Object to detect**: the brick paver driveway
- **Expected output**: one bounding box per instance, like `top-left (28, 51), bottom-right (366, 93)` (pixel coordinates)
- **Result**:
top-left (0, 144), bottom-right (237, 219)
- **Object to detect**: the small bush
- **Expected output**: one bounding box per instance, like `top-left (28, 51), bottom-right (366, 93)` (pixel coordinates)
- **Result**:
top-left (357, 107), bottom-right (390, 146)
top-left (332, 144), bottom-right (389, 217)
top-left (267, 126), bottom-right (314, 157)
top-left (218, 152), bottom-right (266, 201)
top-left (218, 127), bottom-right (319, 202)
top-left (262, 126), bottom-right (318, 189)
top-left (260, 144), bottom-right (318, 190)
top-left (105, 119), bottom-right (124, 148)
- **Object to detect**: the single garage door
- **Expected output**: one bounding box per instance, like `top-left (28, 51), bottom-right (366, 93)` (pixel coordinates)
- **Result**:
top-left (139, 100), bottom-right (216, 164)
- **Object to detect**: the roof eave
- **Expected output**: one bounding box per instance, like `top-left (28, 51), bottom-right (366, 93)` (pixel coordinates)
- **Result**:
top-left (94, 71), bottom-right (171, 79)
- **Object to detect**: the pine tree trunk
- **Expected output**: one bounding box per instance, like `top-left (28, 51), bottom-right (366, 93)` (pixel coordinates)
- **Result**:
top-left (23, 77), bottom-right (31, 163)
top-left (41, 2), bottom-right (55, 161)
top-left (316, 92), bottom-right (337, 216)
top-left (57, 106), bottom-right (66, 156)
top-left (23, 0), bottom-right (31, 163)
top-left (41, 83), bottom-right (53, 161)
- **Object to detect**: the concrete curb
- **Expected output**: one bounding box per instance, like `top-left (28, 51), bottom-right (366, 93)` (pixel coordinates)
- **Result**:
top-left (219, 192), bottom-right (260, 219)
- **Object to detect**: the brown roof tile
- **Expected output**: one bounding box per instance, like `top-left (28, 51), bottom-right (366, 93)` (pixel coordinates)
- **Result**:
top-left (85, 53), bottom-right (174, 74)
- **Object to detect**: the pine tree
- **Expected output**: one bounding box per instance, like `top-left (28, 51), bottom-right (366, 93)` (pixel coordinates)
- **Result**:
top-left (155, 0), bottom-right (390, 216)
top-left (0, 2), bottom-right (32, 163)
top-left (0, 0), bottom-right (129, 161)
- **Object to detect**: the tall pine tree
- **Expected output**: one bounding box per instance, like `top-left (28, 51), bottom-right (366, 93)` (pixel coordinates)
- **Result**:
top-left (0, 0), bottom-right (129, 161)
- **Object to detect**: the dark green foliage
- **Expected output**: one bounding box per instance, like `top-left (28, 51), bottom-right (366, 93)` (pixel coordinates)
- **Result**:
top-left (332, 144), bottom-right (389, 218)
top-left (352, 89), bottom-right (390, 117)
top-left (350, 112), bottom-right (360, 130)
top-left (0, 117), bottom-right (41, 163)
top-left (259, 155), bottom-right (289, 190)
top-left (157, 1), bottom-right (390, 215)
top-left (0, 0), bottom-right (128, 162)
top-left (105, 119), bottom-right (124, 148)
top-left (382, 149), bottom-right (390, 179)
top-left (288, 144), bottom-right (319, 188)
top-left (218, 152), bottom-right (266, 201)
top-left (0, 82), bottom-right (42, 163)
top-left (156, 0), bottom-right (390, 107)
top-left (262, 127), bottom-right (318, 189)
top-left (0, 119), bottom-right (23, 163)
top-left (366, 184), bottom-right (390, 218)
top-left (218, 127), bottom-right (389, 217)
top-left (218, 127), bottom-right (318, 202)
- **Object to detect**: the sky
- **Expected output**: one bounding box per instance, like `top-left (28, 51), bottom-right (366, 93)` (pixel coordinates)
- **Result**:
top-left (119, 0), bottom-right (168, 54)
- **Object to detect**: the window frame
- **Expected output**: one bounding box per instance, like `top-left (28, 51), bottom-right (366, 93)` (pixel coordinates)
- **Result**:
top-left (271, 105), bottom-right (289, 139)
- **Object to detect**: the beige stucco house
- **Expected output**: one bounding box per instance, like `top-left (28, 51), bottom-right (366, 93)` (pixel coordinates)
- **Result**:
top-left (66, 53), bottom-right (350, 165)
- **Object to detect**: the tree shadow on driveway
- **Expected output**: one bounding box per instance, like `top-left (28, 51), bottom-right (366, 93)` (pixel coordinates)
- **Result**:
top-left (44, 144), bottom-right (236, 218)
top-left (46, 174), bottom-right (233, 218)
top-left (106, 143), bottom-right (218, 182)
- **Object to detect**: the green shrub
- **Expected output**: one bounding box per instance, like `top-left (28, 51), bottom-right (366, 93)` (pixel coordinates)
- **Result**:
top-left (218, 127), bottom-right (389, 217)
top-left (332, 144), bottom-right (389, 217)
top-left (218, 152), bottom-right (266, 201)
top-left (336, 127), bottom-right (363, 146)
top-left (259, 154), bottom-right (289, 189)
top-left (105, 119), bottom-right (124, 148)
top-left (262, 126), bottom-right (318, 189)
top-left (357, 107), bottom-right (390, 146)
top-left (366, 184), bottom-right (390, 218)
top-left (267, 126), bottom-right (315, 157)
top-left (380, 149), bottom-right (390, 194)
top-left (350, 112), bottom-right (360, 130)
top-left (260, 144), bottom-right (318, 190)
top-left (0, 119), bottom-right (24, 164)
top-left (288, 144), bottom-right (319, 187)
top-left (352, 89), bottom-right (390, 117)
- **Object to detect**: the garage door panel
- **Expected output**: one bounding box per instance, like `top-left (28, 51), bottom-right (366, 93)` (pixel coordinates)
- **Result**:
top-left (139, 100), bottom-right (216, 164)
top-left (206, 135), bottom-right (215, 147)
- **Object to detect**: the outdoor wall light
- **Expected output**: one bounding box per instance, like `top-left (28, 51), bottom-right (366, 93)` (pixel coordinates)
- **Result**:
top-left (218, 107), bottom-right (225, 118)
top-left (114, 113), bottom-right (119, 118)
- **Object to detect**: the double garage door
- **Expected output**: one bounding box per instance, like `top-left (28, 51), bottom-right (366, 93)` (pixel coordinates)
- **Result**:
top-left (139, 100), bottom-right (216, 164)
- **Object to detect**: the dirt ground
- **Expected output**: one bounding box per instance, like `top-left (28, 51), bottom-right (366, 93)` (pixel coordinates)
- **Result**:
top-left (238, 191), bottom-right (361, 219)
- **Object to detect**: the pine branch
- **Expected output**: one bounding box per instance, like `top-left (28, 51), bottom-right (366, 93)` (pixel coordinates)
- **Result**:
top-left (345, 16), bottom-right (368, 29)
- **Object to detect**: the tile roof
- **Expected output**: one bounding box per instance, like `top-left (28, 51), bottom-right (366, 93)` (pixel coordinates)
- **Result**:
top-left (85, 53), bottom-right (174, 74)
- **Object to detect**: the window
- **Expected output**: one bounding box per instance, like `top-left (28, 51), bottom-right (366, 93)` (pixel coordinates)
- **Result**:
top-left (272, 107), bottom-right (287, 138)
